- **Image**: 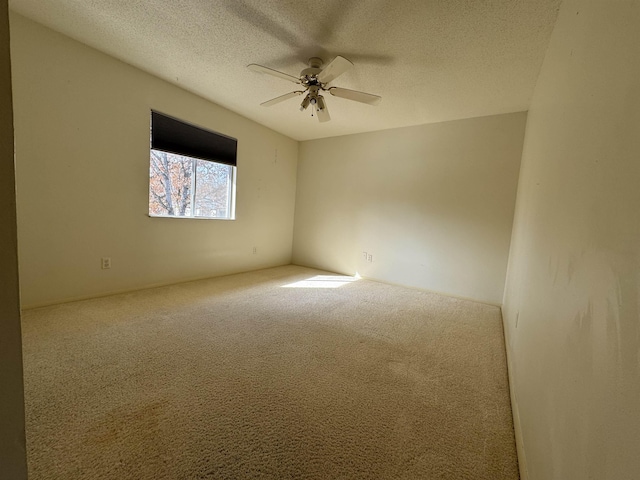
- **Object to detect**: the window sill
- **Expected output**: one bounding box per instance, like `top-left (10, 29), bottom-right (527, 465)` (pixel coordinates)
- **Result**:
top-left (148, 214), bottom-right (235, 221)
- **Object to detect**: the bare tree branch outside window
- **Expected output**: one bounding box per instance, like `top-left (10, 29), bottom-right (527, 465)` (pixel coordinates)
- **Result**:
top-left (149, 150), bottom-right (233, 218)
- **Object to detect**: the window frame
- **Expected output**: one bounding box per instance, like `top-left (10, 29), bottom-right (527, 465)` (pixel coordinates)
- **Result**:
top-left (148, 111), bottom-right (237, 220)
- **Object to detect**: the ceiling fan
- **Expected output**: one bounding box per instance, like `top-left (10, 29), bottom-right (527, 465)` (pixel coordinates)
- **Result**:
top-left (248, 56), bottom-right (382, 123)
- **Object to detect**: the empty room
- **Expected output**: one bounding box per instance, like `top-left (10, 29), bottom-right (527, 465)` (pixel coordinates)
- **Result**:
top-left (1, 0), bottom-right (639, 479)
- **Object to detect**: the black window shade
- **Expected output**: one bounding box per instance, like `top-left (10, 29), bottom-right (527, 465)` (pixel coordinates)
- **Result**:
top-left (151, 111), bottom-right (237, 167)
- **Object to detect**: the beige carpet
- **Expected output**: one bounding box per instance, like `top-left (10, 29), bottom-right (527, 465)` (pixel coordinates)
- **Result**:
top-left (22, 265), bottom-right (519, 479)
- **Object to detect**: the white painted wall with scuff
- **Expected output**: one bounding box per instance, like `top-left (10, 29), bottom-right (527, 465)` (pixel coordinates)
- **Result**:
top-left (293, 113), bottom-right (526, 305)
top-left (11, 14), bottom-right (298, 308)
top-left (502, 0), bottom-right (640, 478)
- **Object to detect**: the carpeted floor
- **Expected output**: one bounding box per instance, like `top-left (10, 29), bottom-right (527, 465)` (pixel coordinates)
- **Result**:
top-left (22, 265), bottom-right (519, 479)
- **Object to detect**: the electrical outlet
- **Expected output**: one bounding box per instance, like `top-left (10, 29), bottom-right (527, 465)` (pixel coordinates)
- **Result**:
top-left (101, 257), bottom-right (111, 269)
top-left (367, 254), bottom-right (373, 263)
top-left (253, 246), bottom-right (257, 254)
top-left (362, 251), bottom-right (368, 260)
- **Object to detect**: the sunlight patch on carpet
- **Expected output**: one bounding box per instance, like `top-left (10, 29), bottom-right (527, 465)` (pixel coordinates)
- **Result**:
top-left (282, 274), bottom-right (359, 288)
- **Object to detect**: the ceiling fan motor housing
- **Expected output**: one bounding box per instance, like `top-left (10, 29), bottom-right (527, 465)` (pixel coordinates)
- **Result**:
top-left (300, 67), bottom-right (323, 83)
top-left (300, 57), bottom-right (325, 85)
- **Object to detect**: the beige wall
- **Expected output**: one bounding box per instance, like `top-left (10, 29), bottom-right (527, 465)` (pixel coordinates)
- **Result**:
top-left (502, 1), bottom-right (640, 478)
top-left (10, 14), bottom-right (298, 308)
top-left (0, 1), bottom-right (27, 478)
top-left (293, 113), bottom-right (526, 305)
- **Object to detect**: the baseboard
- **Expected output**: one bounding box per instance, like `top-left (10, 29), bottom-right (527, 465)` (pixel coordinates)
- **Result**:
top-left (358, 274), bottom-right (503, 308)
top-left (21, 263), bottom-right (295, 310)
top-left (289, 262), bottom-right (502, 307)
top-left (501, 307), bottom-right (529, 480)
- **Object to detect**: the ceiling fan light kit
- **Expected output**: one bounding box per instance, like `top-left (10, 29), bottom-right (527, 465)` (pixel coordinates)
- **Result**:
top-left (248, 56), bottom-right (382, 123)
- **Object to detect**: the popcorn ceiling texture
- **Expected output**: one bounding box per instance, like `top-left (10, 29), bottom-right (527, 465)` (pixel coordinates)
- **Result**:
top-left (22, 266), bottom-right (518, 479)
top-left (9, 0), bottom-right (560, 140)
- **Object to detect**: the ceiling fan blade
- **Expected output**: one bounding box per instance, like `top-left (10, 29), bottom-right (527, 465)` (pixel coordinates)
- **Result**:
top-left (260, 91), bottom-right (304, 107)
top-left (248, 64), bottom-right (301, 84)
top-left (317, 56), bottom-right (353, 84)
top-left (329, 87), bottom-right (382, 106)
top-left (316, 103), bottom-right (331, 123)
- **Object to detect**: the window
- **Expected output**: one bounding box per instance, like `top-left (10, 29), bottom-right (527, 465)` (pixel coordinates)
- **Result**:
top-left (148, 111), bottom-right (237, 219)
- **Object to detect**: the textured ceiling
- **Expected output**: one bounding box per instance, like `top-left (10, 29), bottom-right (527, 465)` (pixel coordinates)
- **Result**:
top-left (9, 0), bottom-right (561, 141)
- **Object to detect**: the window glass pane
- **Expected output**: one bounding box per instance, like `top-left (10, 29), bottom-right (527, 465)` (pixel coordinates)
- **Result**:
top-left (149, 150), bottom-right (193, 216)
top-left (194, 159), bottom-right (232, 218)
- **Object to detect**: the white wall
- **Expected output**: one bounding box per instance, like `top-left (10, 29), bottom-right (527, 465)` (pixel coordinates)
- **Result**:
top-left (293, 113), bottom-right (526, 305)
top-left (502, 1), bottom-right (640, 478)
top-left (10, 14), bottom-right (298, 308)
top-left (0, 1), bottom-right (27, 477)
